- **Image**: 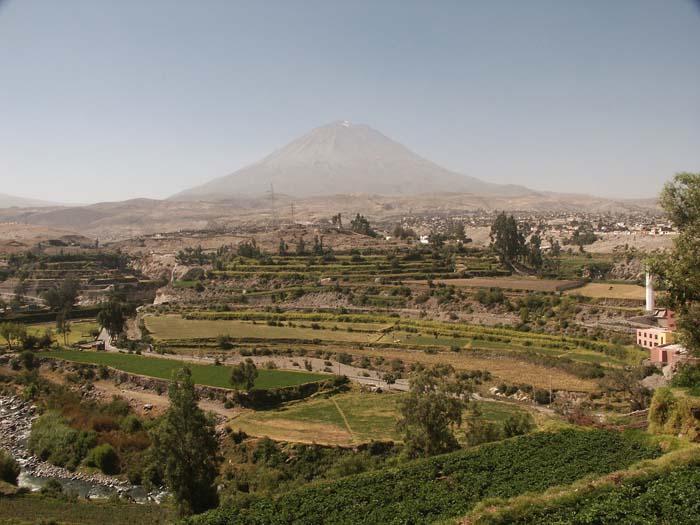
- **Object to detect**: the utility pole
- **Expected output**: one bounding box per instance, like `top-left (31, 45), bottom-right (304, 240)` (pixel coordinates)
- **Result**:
top-left (267, 183), bottom-right (278, 231)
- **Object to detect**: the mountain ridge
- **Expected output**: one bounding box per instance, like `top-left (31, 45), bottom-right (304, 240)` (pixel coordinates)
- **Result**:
top-left (0, 192), bottom-right (64, 208)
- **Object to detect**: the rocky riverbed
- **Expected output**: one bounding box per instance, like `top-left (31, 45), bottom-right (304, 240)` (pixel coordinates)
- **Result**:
top-left (0, 394), bottom-right (163, 502)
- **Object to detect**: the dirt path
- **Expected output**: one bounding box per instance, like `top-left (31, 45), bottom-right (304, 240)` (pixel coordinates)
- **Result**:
top-left (331, 398), bottom-right (356, 443)
top-left (90, 380), bottom-right (239, 420)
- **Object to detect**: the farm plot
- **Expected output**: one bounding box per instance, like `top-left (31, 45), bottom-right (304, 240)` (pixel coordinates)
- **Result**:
top-left (144, 315), bottom-right (381, 343)
top-left (419, 277), bottom-right (582, 292)
top-left (320, 345), bottom-right (600, 392)
top-left (565, 282), bottom-right (645, 300)
top-left (234, 392), bottom-right (401, 445)
top-left (26, 320), bottom-right (99, 345)
top-left (233, 392), bottom-right (533, 446)
top-left (37, 349), bottom-right (328, 390)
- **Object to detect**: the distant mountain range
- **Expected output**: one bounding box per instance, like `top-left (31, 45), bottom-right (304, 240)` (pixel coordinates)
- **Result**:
top-left (0, 192), bottom-right (61, 208)
top-left (172, 121), bottom-right (535, 200)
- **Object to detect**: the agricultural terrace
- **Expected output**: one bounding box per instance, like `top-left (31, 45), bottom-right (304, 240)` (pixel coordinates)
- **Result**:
top-left (415, 276), bottom-right (582, 293)
top-left (207, 253), bottom-right (508, 283)
top-left (36, 349), bottom-right (327, 390)
top-left (232, 391), bottom-right (536, 446)
top-left (144, 312), bottom-right (643, 365)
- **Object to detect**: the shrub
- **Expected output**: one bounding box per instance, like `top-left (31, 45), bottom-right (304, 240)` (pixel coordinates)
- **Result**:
top-left (0, 449), bottom-right (20, 485)
top-left (28, 411), bottom-right (97, 471)
top-left (503, 413), bottom-right (536, 438)
top-left (121, 414), bottom-right (143, 433)
top-left (40, 479), bottom-right (64, 498)
top-left (85, 443), bottom-right (120, 475)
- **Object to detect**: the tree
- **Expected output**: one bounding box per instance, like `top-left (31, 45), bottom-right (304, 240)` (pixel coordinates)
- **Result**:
top-left (397, 364), bottom-right (471, 458)
top-left (295, 237), bottom-right (307, 256)
top-left (350, 214), bottom-right (376, 237)
top-left (312, 235), bottom-right (324, 256)
top-left (490, 212), bottom-right (525, 265)
top-left (96, 299), bottom-right (128, 341)
top-left (230, 358), bottom-right (258, 391)
top-left (527, 234), bottom-right (544, 270)
top-left (446, 219), bottom-right (466, 241)
top-left (42, 278), bottom-right (80, 313)
top-left (278, 239), bottom-right (288, 256)
top-left (651, 173), bottom-right (700, 354)
top-left (151, 367), bottom-right (219, 516)
top-left (0, 322), bottom-right (27, 352)
top-left (55, 309), bottom-right (71, 346)
top-left (392, 224), bottom-right (417, 240)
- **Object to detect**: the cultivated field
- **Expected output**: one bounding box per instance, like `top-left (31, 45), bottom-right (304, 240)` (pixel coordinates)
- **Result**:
top-left (145, 315), bottom-right (380, 343)
top-left (566, 282), bottom-right (646, 300)
top-left (37, 349), bottom-right (327, 390)
top-left (423, 277), bottom-right (582, 292)
top-left (233, 391), bottom-right (533, 446)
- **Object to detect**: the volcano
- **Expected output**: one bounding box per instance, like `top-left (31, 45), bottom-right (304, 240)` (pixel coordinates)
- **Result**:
top-left (171, 121), bottom-right (534, 200)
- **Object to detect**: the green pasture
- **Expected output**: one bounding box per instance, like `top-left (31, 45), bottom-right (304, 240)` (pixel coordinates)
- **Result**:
top-left (36, 349), bottom-right (328, 390)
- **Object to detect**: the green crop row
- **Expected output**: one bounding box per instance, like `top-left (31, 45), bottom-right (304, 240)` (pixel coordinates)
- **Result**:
top-left (472, 461), bottom-right (700, 525)
top-left (184, 429), bottom-right (659, 525)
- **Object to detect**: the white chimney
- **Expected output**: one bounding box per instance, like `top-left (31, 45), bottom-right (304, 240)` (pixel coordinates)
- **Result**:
top-left (646, 271), bottom-right (655, 312)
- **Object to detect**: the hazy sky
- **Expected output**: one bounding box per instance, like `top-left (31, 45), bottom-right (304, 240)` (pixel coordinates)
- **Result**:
top-left (1, 0), bottom-right (699, 203)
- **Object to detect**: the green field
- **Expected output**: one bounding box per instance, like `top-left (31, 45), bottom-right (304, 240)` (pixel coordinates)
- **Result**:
top-left (37, 349), bottom-right (328, 390)
top-left (234, 392), bottom-right (533, 445)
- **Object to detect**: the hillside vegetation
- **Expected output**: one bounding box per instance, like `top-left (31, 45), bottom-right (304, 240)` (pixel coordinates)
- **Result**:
top-left (184, 428), bottom-right (660, 525)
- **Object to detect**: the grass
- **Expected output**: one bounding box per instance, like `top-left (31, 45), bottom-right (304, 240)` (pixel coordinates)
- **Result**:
top-left (36, 349), bottom-right (328, 390)
top-left (0, 494), bottom-right (170, 525)
top-left (233, 391), bottom-right (534, 446)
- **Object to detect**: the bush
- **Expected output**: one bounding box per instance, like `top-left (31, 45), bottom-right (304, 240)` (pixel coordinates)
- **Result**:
top-left (19, 350), bottom-right (37, 369)
top-left (120, 414), bottom-right (143, 433)
top-left (40, 478), bottom-right (64, 498)
top-left (534, 389), bottom-right (553, 405)
top-left (28, 412), bottom-right (96, 471)
top-left (0, 449), bottom-right (20, 485)
top-left (85, 443), bottom-right (120, 475)
top-left (503, 413), bottom-right (535, 438)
